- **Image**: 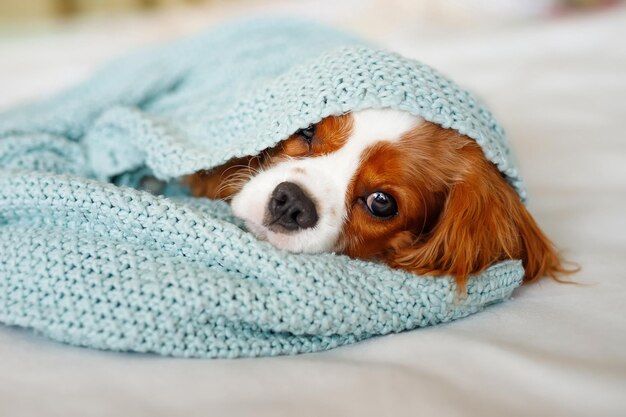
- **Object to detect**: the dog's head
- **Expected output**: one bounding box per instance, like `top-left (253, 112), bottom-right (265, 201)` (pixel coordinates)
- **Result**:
top-left (188, 109), bottom-right (568, 287)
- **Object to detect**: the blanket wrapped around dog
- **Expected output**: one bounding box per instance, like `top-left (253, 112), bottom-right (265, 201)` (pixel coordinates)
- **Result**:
top-left (0, 19), bottom-right (525, 358)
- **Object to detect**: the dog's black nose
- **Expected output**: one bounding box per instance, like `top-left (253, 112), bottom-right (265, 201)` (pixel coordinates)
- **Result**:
top-left (267, 182), bottom-right (318, 231)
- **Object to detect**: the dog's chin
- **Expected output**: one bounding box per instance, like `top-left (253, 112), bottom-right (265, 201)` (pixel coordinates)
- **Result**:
top-left (241, 220), bottom-right (268, 242)
top-left (241, 219), bottom-right (331, 254)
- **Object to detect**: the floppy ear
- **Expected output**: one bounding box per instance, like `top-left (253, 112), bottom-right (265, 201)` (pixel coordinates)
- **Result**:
top-left (389, 143), bottom-right (573, 290)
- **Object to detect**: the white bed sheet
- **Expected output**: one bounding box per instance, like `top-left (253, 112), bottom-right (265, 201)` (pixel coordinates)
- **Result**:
top-left (1, 3), bottom-right (625, 416)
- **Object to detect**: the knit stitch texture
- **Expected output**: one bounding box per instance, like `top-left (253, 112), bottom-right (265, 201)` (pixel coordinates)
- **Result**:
top-left (0, 18), bottom-right (524, 358)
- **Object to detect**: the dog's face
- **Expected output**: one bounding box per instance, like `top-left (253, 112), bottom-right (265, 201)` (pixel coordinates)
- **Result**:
top-left (232, 110), bottom-right (427, 255)
top-left (188, 109), bottom-right (566, 287)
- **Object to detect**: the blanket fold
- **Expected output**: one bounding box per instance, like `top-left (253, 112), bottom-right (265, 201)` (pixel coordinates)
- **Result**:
top-left (0, 18), bottom-right (525, 358)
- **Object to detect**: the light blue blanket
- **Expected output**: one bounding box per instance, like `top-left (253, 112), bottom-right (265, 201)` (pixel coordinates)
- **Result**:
top-left (0, 19), bottom-right (524, 358)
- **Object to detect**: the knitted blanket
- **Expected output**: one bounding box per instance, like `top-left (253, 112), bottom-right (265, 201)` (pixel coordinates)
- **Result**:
top-left (0, 19), bottom-right (525, 358)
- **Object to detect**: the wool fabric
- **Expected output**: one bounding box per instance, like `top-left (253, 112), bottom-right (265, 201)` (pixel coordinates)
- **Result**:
top-left (0, 18), bottom-right (525, 358)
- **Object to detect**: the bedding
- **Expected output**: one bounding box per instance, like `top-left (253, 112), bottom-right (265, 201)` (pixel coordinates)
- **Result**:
top-left (0, 19), bottom-right (524, 358)
top-left (0, 2), bottom-right (625, 416)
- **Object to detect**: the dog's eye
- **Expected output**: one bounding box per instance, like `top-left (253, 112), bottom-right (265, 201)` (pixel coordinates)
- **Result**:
top-left (365, 192), bottom-right (398, 218)
top-left (296, 124), bottom-right (316, 143)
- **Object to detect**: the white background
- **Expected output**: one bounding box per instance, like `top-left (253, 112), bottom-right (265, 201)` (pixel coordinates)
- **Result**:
top-left (1, 1), bottom-right (625, 416)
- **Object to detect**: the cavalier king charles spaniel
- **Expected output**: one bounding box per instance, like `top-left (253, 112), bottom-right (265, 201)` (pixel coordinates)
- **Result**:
top-left (187, 109), bottom-right (571, 288)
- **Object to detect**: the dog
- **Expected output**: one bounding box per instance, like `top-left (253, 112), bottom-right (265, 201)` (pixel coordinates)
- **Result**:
top-left (187, 108), bottom-right (571, 288)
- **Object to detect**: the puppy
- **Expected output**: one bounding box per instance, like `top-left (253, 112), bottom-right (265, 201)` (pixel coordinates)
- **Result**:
top-left (187, 109), bottom-right (571, 288)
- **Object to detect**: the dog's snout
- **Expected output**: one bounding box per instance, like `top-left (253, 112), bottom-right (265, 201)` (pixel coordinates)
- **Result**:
top-left (267, 182), bottom-right (318, 231)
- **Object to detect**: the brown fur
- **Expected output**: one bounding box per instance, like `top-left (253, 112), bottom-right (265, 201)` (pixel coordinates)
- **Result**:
top-left (188, 114), bottom-right (575, 288)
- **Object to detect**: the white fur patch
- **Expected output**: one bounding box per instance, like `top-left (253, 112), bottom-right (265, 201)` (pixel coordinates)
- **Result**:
top-left (230, 109), bottom-right (423, 253)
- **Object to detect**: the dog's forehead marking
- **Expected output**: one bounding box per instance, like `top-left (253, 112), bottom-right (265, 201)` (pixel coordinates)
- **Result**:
top-left (312, 109), bottom-right (424, 190)
top-left (350, 109), bottom-right (424, 148)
